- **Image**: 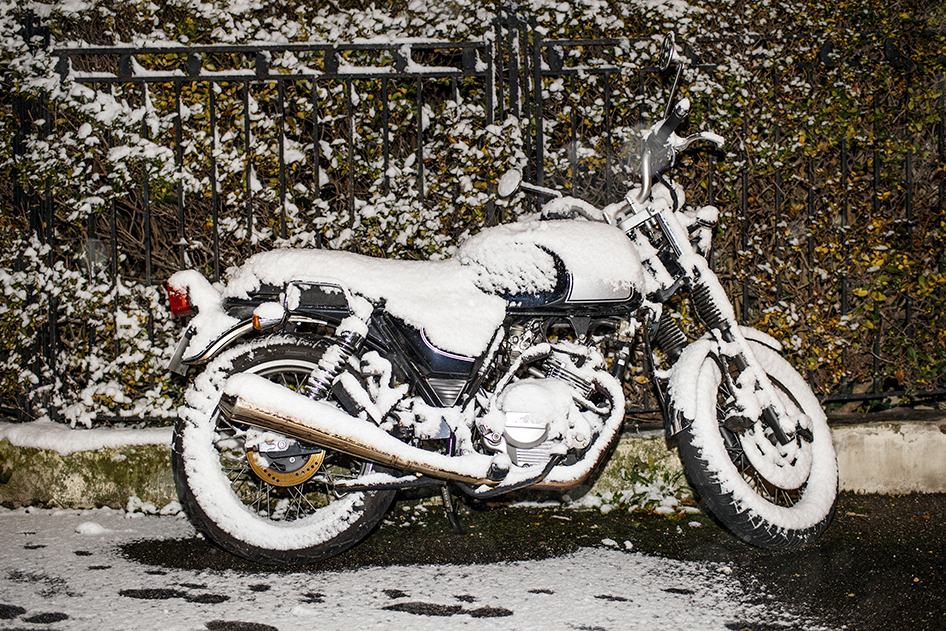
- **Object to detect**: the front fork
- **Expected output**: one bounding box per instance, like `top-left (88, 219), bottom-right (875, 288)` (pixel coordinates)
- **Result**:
top-left (687, 274), bottom-right (804, 446)
top-left (709, 329), bottom-right (794, 445)
top-left (649, 212), bottom-right (803, 445)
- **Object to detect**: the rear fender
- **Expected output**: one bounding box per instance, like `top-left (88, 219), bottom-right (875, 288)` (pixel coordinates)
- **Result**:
top-left (172, 314), bottom-right (333, 373)
top-left (167, 273), bottom-right (355, 373)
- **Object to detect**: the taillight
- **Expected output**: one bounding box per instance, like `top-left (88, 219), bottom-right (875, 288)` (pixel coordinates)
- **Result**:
top-left (167, 283), bottom-right (196, 318)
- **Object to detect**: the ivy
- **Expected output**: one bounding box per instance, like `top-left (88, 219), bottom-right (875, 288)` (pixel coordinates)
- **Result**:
top-left (0, 0), bottom-right (943, 424)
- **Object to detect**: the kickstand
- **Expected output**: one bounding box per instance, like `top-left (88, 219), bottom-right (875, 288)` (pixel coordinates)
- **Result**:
top-left (440, 483), bottom-right (465, 535)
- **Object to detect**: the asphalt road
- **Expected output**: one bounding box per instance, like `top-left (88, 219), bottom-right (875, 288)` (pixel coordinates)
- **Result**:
top-left (119, 491), bottom-right (945, 631)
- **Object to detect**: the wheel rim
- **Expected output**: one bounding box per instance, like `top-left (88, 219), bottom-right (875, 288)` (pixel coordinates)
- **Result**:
top-left (211, 358), bottom-right (373, 524)
top-left (676, 336), bottom-right (837, 542)
top-left (715, 363), bottom-right (813, 509)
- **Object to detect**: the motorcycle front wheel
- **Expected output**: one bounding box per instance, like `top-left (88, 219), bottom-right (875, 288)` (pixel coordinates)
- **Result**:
top-left (673, 339), bottom-right (838, 550)
top-left (172, 335), bottom-right (396, 565)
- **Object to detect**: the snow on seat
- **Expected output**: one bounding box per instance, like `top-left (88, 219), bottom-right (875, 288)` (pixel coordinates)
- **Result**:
top-left (174, 219), bottom-right (642, 360)
top-left (223, 248), bottom-right (506, 358)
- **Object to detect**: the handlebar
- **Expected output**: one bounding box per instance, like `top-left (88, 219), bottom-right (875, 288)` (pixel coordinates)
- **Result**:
top-left (651, 99), bottom-right (690, 148)
top-left (503, 88), bottom-right (723, 223)
top-left (628, 99), bottom-right (689, 207)
top-left (630, 150), bottom-right (654, 208)
top-left (629, 98), bottom-right (723, 208)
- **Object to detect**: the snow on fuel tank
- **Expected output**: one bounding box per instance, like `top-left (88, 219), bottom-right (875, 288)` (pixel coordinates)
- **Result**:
top-left (457, 219), bottom-right (645, 307)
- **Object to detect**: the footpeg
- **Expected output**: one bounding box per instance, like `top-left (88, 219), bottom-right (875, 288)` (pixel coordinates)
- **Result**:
top-left (487, 456), bottom-right (510, 481)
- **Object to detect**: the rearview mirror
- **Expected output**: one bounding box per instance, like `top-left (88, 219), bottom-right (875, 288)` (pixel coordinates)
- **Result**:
top-left (497, 169), bottom-right (522, 198)
top-left (657, 32), bottom-right (686, 119)
top-left (658, 32), bottom-right (678, 71)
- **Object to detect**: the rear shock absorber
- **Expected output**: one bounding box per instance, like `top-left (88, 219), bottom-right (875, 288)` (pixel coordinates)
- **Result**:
top-left (303, 318), bottom-right (368, 401)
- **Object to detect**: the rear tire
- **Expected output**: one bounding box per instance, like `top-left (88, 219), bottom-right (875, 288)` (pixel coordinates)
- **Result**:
top-left (672, 339), bottom-right (837, 550)
top-left (172, 335), bottom-right (396, 565)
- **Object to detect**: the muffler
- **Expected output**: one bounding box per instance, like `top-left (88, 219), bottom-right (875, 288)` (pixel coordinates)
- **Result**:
top-left (219, 373), bottom-right (508, 487)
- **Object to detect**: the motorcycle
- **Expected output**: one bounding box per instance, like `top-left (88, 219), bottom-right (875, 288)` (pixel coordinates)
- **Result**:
top-left (165, 33), bottom-right (837, 564)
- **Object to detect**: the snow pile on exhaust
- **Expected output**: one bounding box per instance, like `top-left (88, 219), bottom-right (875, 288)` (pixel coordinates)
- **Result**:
top-left (223, 373), bottom-right (525, 486)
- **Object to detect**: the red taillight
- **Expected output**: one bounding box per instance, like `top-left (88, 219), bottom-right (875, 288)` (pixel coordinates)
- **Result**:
top-left (167, 283), bottom-right (196, 318)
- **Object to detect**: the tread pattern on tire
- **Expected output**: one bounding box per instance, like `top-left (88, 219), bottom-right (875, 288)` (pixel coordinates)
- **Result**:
top-left (672, 339), bottom-right (837, 551)
top-left (172, 335), bottom-right (396, 565)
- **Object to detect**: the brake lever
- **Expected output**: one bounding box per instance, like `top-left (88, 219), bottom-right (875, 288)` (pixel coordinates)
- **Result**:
top-left (671, 131), bottom-right (725, 152)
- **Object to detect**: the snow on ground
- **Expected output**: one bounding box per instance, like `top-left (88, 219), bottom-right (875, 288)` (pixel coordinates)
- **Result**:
top-left (0, 507), bottom-right (837, 631)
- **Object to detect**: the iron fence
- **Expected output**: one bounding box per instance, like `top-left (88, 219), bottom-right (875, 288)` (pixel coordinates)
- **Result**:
top-left (6, 14), bottom-right (946, 424)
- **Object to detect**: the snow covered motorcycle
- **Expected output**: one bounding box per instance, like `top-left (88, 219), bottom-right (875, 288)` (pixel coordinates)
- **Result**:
top-left (165, 33), bottom-right (837, 564)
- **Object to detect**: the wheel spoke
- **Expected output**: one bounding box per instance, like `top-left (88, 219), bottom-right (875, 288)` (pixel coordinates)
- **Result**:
top-left (211, 366), bottom-right (363, 521)
top-left (223, 463), bottom-right (250, 480)
top-left (287, 485), bottom-right (320, 521)
top-left (716, 382), bottom-right (807, 509)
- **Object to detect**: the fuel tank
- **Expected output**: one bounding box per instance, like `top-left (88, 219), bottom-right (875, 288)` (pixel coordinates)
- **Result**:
top-left (457, 219), bottom-right (645, 309)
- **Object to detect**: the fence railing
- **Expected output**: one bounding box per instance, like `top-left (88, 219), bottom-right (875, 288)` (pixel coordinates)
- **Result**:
top-left (6, 14), bottom-right (945, 425)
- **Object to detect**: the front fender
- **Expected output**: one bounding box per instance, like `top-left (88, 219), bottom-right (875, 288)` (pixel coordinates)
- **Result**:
top-left (665, 326), bottom-right (783, 436)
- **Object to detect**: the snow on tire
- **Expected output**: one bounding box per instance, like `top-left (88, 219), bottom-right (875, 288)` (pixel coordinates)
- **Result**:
top-left (672, 338), bottom-right (838, 550)
top-left (172, 335), bottom-right (396, 565)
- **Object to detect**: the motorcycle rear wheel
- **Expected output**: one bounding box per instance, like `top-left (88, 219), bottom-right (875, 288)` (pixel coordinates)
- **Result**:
top-left (673, 339), bottom-right (837, 550)
top-left (172, 335), bottom-right (396, 565)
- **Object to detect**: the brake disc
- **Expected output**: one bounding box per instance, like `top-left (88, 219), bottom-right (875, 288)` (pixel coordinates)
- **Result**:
top-left (246, 439), bottom-right (325, 487)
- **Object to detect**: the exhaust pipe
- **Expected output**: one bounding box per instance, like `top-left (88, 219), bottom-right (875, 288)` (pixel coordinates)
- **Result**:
top-left (219, 374), bottom-right (509, 487)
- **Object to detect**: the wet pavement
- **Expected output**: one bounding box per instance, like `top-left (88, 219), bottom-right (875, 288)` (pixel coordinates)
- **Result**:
top-left (0, 505), bottom-right (821, 631)
top-left (120, 492), bottom-right (945, 631)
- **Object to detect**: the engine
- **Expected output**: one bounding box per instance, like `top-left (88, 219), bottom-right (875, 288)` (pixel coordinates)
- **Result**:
top-left (476, 340), bottom-right (613, 468)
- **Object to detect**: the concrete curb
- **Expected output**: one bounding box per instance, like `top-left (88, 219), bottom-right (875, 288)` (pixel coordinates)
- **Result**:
top-left (832, 421), bottom-right (946, 494)
top-left (2, 419), bottom-right (945, 509)
top-left (0, 439), bottom-right (175, 509)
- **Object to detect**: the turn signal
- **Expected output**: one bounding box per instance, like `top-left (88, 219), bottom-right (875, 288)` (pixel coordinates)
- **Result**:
top-left (167, 283), bottom-right (196, 318)
top-left (252, 302), bottom-right (287, 331)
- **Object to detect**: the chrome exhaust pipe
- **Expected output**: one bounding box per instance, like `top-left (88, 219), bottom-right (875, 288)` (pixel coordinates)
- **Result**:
top-left (219, 373), bottom-right (506, 487)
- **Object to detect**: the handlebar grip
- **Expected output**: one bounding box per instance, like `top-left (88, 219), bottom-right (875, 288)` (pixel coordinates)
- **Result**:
top-left (652, 99), bottom-right (690, 145)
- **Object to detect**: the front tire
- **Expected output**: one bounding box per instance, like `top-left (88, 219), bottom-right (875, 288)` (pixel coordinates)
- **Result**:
top-left (172, 335), bottom-right (396, 565)
top-left (672, 339), bottom-right (838, 550)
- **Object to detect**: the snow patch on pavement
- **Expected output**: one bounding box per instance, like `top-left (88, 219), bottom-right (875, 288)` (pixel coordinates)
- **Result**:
top-left (0, 507), bottom-right (838, 631)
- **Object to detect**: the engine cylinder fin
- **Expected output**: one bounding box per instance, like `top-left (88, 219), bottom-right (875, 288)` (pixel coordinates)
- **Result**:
top-left (545, 355), bottom-right (594, 399)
